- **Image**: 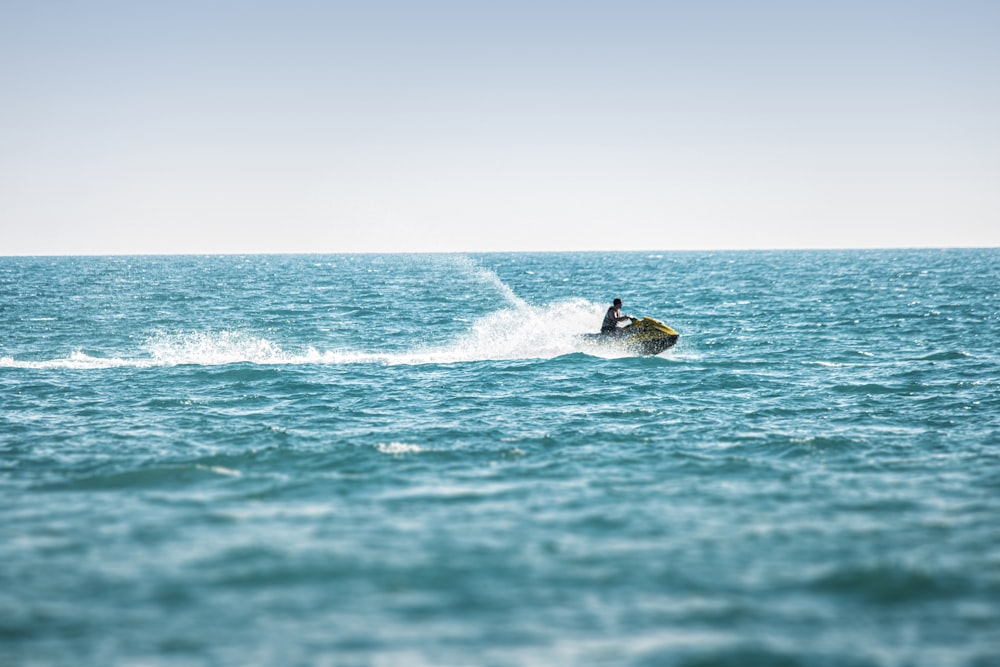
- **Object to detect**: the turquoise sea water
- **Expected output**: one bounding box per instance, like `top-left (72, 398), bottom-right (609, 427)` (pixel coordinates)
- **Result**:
top-left (1, 250), bottom-right (998, 666)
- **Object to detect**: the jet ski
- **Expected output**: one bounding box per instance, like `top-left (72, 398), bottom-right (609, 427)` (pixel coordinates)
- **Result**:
top-left (580, 317), bottom-right (680, 356)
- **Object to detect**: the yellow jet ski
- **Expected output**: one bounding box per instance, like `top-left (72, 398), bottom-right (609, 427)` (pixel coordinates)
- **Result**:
top-left (580, 317), bottom-right (680, 356)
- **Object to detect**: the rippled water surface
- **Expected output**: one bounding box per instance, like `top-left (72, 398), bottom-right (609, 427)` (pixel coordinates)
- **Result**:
top-left (2, 250), bottom-right (998, 666)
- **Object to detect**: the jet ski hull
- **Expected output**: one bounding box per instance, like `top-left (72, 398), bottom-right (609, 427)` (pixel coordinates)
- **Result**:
top-left (580, 317), bottom-right (680, 356)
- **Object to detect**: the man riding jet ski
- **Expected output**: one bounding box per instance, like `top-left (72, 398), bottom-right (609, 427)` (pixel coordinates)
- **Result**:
top-left (580, 298), bottom-right (680, 356)
top-left (602, 298), bottom-right (633, 334)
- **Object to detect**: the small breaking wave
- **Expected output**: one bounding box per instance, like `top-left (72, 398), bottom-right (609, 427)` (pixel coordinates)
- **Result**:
top-left (375, 442), bottom-right (424, 455)
top-left (918, 350), bottom-right (971, 362)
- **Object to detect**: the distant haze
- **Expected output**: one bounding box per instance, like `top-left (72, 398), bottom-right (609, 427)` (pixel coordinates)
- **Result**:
top-left (2, 1), bottom-right (998, 254)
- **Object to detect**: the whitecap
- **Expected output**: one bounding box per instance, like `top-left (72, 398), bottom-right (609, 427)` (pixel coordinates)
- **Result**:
top-left (195, 465), bottom-right (242, 477)
top-left (376, 442), bottom-right (424, 454)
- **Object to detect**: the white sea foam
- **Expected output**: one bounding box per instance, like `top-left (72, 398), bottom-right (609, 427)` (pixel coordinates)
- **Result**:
top-left (312, 297), bottom-right (625, 365)
top-left (376, 442), bottom-right (424, 454)
top-left (0, 332), bottom-right (309, 370)
top-left (195, 464), bottom-right (243, 477)
top-left (146, 331), bottom-right (291, 366)
top-left (398, 299), bottom-right (597, 363)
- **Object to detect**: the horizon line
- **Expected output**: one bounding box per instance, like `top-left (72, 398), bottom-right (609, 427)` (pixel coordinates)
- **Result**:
top-left (2, 245), bottom-right (998, 259)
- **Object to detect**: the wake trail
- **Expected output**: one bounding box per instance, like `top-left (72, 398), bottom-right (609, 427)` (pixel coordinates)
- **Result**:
top-left (0, 300), bottom-right (629, 369)
top-left (1, 258), bottom-right (638, 369)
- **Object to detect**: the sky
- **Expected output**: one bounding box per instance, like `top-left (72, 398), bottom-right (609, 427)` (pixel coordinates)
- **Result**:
top-left (1, 0), bottom-right (998, 254)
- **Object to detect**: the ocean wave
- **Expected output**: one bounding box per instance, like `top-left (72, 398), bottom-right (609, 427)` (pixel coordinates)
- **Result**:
top-left (918, 350), bottom-right (971, 361)
top-left (36, 462), bottom-right (245, 492)
top-left (809, 562), bottom-right (965, 604)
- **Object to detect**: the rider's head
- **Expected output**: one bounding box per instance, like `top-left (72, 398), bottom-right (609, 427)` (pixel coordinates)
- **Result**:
top-left (613, 298), bottom-right (622, 307)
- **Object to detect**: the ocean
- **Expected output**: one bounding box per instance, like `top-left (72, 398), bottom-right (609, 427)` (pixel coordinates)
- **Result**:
top-left (1, 250), bottom-right (998, 666)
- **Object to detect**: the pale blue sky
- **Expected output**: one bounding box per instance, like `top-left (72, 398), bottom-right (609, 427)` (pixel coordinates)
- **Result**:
top-left (2, 0), bottom-right (997, 254)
